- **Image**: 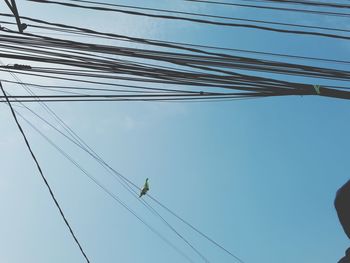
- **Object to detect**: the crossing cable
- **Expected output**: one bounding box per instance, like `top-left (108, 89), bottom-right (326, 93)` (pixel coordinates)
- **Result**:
top-left (12, 88), bottom-right (247, 262)
top-left (22, 21), bottom-right (350, 66)
top-left (8, 28), bottom-right (350, 67)
top-left (184, 0), bottom-right (350, 17)
top-left (147, 195), bottom-right (245, 263)
top-left (18, 90), bottom-right (212, 263)
top-left (0, 21), bottom-right (338, 66)
top-left (13, 96), bottom-right (207, 263)
top-left (3, 14), bottom-right (348, 68)
top-left (63, 0), bottom-right (350, 19)
top-left (13, 108), bottom-right (196, 263)
top-left (0, 68), bottom-right (286, 97)
top-left (29, 0), bottom-right (350, 35)
top-left (0, 80), bottom-right (184, 94)
top-left (7, 70), bottom-right (198, 261)
top-left (242, 0), bottom-right (350, 9)
top-left (5, 69), bottom-right (211, 263)
top-left (26, 0), bottom-right (350, 41)
top-left (27, 0), bottom-right (350, 10)
top-left (1, 32), bottom-right (350, 87)
top-left (0, 46), bottom-right (343, 94)
top-left (0, 82), bottom-right (91, 263)
top-left (3, 63), bottom-right (200, 262)
top-left (28, 104), bottom-right (246, 262)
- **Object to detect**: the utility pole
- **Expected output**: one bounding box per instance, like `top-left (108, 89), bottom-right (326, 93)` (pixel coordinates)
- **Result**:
top-left (4, 0), bottom-right (26, 33)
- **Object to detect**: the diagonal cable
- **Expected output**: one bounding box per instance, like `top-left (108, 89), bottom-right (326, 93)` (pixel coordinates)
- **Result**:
top-left (0, 81), bottom-right (90, 263)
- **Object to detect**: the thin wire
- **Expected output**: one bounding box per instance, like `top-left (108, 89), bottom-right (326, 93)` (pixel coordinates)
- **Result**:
top-left (5, 69), bottom-right (209, 262)
top-left (0, 82), bottom-right (90, 263)
top-left (13, 90), bottom-right (247, 262)
top-left (241, 0), bottom-right (350, 9)
top-left (184, 0), bottom-right (350, 17)
top-left (147, 195), bottom-right (245, 263)
top-left (15, 109), bottom-right (196, 263)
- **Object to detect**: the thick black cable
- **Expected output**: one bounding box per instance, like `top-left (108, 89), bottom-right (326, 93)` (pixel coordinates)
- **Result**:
top-left (243, 0), bottom-right (350, 9)
top-left (1, 32), bottom-right (349, 87)
top-left (2, 19), bottom-right (345, 68)
top-left (0, 45), bottom-right (337, 94)
top-left (0, 68), bottom-right (289, 96)
top-left (184, 0), bottom-right (350, 17)
top-left (2, 17), bottom-right (349, 98)
top-left (26, 0), bottom-right (350, 41)
top-left (15, 19), bottom-right (350, 66)
top-left (0, 79), bottom-right (184, 94)
top-left (32, 0), bottom-right (350, 34)
top-left (2, 14), bottom-right (347, 71)
top-left (0, 82), bottom-right (90, 263)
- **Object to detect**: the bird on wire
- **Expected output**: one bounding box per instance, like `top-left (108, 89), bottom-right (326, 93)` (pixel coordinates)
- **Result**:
top-left (139, 178), bottom-right (149, 198)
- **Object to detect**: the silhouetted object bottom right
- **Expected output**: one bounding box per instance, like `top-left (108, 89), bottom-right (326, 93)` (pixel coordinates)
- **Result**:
top-left (335, 180), bottom-right (350, 263)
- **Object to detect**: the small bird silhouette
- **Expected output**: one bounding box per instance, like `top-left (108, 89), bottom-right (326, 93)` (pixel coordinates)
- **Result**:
top-left (139, 178), bottom-right (149, 198)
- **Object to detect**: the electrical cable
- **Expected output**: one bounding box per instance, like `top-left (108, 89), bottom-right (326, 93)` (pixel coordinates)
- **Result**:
top-left (0, 82), bottom-right (91, 263)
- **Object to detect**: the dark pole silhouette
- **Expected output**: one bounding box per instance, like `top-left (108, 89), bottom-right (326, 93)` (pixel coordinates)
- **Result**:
top-left (4, 0), bottom-right (27, 33)
top-left (335, 180), bottom-right (350, 262)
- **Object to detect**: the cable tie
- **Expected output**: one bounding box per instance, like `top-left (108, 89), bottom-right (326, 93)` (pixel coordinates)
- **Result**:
top-left (313, 85), bottom-right (321, 95)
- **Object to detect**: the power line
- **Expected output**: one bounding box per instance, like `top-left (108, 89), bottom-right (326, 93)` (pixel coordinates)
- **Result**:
top-left (5, 69), bottom-right (211, 262)
top-left (33, 0), bottom-right (350, 34)
top-left (14, 109), bottom-right (197, 263)
top-left (26, 0), bottom-right (350, 41)
top-left (11, 87), bottom-right (247, 262)
top-left (147, 195), bottom-right (245, 263)
top-left (1, 30), bottom-right (350, 90)
top-left (0, 82), bottom-right (91, 263)
top-left (9, 15), bottom-right (348, 66)
top-left (1, 0), bottom-right (342, 262)
top-left (241, 0), bottom-right (350, 9)
top-left (184, 0), bottom-right (350, 17)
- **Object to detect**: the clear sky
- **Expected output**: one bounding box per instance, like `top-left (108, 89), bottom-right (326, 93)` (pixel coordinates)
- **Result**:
top-left (0, 1), bottom-right (349, 263)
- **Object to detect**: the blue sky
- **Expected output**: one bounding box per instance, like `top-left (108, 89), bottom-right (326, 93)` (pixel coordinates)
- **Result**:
top-left (0, 1), bottom-right (349, 262)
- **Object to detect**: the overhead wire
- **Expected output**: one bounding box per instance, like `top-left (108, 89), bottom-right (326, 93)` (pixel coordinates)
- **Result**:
top-left (25, 0), bottom-right (350, 41)
top-left (16, 97), bottom-right (246, 262)
top-left (3, 0), bottom-right (347, 262)
top-left (30, 0), bottom-right (350, 34)
top-left (0, 82), bottom-right (91, 263)
top-left (5, 74), bottom-right (247, 262)
top-left (239, 0), bottom-right (350, 9)
top-left (5, 23), bottom-right (347, 66)
top-left (5, 68), bottom-right (213, 262)
top-left (14, 108), bottom-right (197, 263)
top-left (1, 32), bottom-right (350, 100)
top-left (1, 30), bottom-right (349, 86)
top-left (3, 13), bottom-right (349, 69)
top-left (184, 0), bottom-right (350, 17)
top-left (4, 59), bottom-right (205, 262)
